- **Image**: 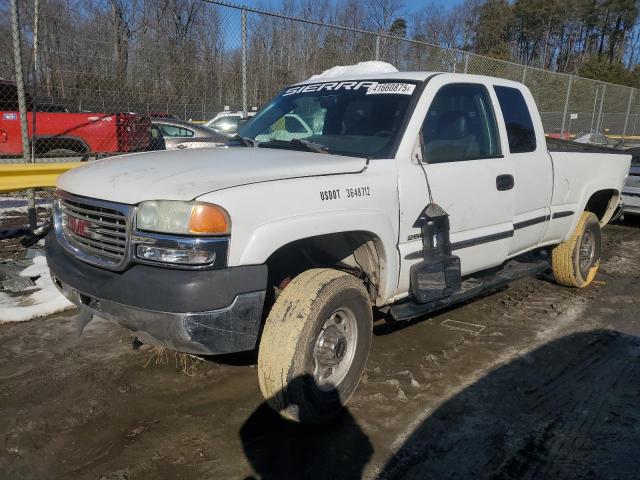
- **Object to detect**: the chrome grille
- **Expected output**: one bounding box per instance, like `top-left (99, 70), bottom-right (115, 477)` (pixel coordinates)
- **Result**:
top-left (58, 196), bottom-right (129, 266)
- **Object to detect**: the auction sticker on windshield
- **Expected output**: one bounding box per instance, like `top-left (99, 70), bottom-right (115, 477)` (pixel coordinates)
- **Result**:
top-left (366, 83), bottom-right (416, 95)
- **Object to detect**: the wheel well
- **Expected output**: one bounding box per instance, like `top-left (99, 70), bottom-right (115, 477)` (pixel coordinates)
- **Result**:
top-left (584, 189), bottom-right (619, 224)
top-left (34, 137), bottom-right (89, 155)
top-left (264, 231), bottom-right (384, 306)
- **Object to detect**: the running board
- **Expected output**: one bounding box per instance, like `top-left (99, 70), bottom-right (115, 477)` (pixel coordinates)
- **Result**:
top-left (388, 253), bottom-right (550, 322)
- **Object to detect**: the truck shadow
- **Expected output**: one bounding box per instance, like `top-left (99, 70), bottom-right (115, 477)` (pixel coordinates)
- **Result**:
top-left (378, 329), bottom-right (640, 479)
top-left (239, 374), bottom-right (373, 480)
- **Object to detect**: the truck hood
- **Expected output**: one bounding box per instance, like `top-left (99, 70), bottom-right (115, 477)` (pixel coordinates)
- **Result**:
top-left (57, 147), bottom-right (367, 204)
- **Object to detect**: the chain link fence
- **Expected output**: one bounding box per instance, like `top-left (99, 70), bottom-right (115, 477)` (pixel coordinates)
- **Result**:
top-left (1, 0), bottom-right (639, 232)
top-left (3, 0), bottom-right (640, 160)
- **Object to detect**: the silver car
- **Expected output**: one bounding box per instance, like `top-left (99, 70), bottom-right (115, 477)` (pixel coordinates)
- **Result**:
top-left (205, 111), bottom-right (258, 137)
top-left (622, 148), bottom-right (640, 215)
top-left (151, 119), bottom-right (227, 150)
top-left (573, 131), bottom-right (620, 148)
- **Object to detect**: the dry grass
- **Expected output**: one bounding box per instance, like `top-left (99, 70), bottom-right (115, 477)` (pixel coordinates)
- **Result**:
top-left (143, 345), bottom-right (204, 376)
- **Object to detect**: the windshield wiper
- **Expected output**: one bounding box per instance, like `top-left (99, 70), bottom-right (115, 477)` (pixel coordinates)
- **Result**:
top-left (290, 138), bottom-right (329, 154)
top-left (228, 134), bottom-right (259, 147)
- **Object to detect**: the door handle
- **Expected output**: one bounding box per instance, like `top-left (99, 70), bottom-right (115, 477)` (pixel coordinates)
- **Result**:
top-left (496, 174), bottom-right (514, 191)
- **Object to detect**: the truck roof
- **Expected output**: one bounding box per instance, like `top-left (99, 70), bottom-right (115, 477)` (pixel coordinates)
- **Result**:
top-left (292, 71), bottom-right (530, 96)
top-left (294, 71), bottom-right (438, 86)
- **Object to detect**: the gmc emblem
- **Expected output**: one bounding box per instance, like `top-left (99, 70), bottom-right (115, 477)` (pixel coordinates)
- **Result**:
top-left (66, 217), bottom-right (90, 237)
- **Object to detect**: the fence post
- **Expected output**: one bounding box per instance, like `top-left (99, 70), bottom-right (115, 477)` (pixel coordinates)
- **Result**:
top-left (560, 76), bottom-right (572, 136)
top-left (622, 88), bottom-right (633, 143)
top-left (521, 65), bottom-right (527, 84)
top-left (241, 8), bottom-right (248, 118)
top-left (590, 85), bottom-right (599, 134)
top-left (375, 35), bottom-right (380, 61)
top-left (11, 0), bottom-right (37, 230)
top-left (596, 83), bottom-right (606, 133)
top-left (463, 52), bottom-right (469, 73)
top-left (31, 0), bottom-right (40, 167)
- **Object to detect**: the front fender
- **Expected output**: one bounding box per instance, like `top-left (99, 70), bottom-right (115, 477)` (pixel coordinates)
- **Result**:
top-left (239, 209), bottom-right (398, 305)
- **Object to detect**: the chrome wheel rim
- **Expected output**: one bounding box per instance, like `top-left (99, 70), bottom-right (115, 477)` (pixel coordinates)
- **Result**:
top-left (313, 307), bottom-right (358, 391)
top-left (579, 229), bottom-right (596, 273)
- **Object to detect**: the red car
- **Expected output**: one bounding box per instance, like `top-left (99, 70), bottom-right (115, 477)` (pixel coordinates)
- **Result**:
top-left (1, 80), bottom-right (151, 157)
top-left (547, 129), bottom-right (572, 140)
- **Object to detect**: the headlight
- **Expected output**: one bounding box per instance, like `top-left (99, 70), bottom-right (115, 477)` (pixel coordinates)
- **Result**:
top-left (136, 201), bottom-right (230, 235)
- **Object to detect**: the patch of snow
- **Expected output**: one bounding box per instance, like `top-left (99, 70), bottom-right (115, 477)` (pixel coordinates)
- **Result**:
top-left (0, 255), bottom-right (75, 323)
top-left (307, 61), bottom-right (398, 81)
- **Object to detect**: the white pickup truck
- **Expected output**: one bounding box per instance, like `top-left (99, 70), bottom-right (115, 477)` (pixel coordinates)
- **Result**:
top-left (46, 72), bottom-right (631, 423)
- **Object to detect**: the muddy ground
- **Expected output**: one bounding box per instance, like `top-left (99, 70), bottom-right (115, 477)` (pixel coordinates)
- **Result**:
top-left (1, 219), bottom-right (640, 480)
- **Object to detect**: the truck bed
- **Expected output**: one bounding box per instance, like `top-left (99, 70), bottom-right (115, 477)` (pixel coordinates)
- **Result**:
top-left (544, 144), bottom-right (631, 244)
top-left (546, 137), bottom-right (621, 154)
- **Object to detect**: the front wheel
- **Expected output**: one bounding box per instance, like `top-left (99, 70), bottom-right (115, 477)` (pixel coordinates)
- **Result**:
top-left (257, 268), bottom-right (373, 423)
top-left (551, 211), bottom-right (601, 288)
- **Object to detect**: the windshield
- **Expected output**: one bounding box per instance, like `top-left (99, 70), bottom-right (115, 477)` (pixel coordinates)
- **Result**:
top-left (237, 80), bottom-right (419, 158)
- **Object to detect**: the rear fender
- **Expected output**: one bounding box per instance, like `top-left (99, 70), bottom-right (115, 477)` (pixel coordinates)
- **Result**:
top-left (562, 179), bottom-right (621, 241)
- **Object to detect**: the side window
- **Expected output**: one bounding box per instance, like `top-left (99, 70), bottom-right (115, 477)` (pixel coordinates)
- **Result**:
top-left (158, 125), bottom-right (193, 137)
top-left (422, 84), bottom-right (501, 163)
top-left (494, 86), bottom-right (536, 153)
top-left (158, 124), bottom-right (180, 137)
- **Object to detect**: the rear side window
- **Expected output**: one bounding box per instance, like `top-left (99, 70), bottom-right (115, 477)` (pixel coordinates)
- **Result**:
top-left (494, 86), bottom-right (536, 153)
top-left (158, 125), bottom-right (194, 137)
top-left (422, 83), bottom-right (501, 163)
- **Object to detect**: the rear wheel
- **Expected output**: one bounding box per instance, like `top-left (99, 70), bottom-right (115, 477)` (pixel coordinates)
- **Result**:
top-left (551, 211), bottom-right (601, 288)
top-left (257, 268), bottom-right (373, 423)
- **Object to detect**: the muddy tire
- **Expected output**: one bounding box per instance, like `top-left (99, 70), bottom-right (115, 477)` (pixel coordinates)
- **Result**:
top-left (257, 268), bottom-right (373, 423)
top-left (551, 211), bottom-right (601, 288)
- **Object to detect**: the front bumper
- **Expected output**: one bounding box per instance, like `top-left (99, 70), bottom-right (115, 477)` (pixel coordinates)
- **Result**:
top-left (46, 232), bottom-right (267, 355)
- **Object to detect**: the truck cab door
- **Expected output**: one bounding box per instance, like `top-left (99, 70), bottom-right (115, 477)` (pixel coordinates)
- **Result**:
top-left (492, 85), bottom-right (553, 255)
top-left (396, 78), bottom-right (515, 297)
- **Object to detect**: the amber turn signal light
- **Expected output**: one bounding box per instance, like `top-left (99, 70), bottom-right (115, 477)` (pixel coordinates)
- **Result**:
top-left (189, 204), bottom-right (230, 234)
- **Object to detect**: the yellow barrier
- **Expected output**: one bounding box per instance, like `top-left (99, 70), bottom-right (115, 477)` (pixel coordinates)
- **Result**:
top-left (0, 162), bottom-right (84, 193)
top-left (606, 134), bottom-right (640, 140)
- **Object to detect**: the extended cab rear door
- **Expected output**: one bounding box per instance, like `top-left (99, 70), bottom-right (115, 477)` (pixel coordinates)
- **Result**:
top-left (397, 75), bottom-right (515, 295)
top-left (492, 83), bottom-right (553, 255)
